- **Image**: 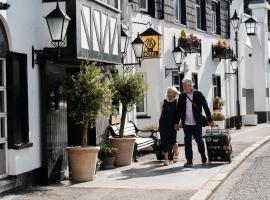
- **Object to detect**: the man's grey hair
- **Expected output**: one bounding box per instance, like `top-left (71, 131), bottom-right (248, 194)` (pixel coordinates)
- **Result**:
top-left (182, 78), bottom-right (193, 86)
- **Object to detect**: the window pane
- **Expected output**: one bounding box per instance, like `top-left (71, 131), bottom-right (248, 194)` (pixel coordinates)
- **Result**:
top-left (140, 0), bottom-right (146, 9)
top-left (173, 75), bottom-right (180, 85)
top-left (0, 61), bottom-right (4, 87)
top-left (0, 143), bottom-right (6, 175)
top-left (0, 117), bottom-right (5, 138)
top-left (0, 91), bottom-right (5, 113)
top-left (136, 98), bottom-right (145, 113)
top-left (196, 7), bottom-right (201, 29)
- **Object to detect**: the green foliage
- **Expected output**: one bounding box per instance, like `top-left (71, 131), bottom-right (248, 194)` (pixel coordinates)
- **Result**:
top-left (113, 73), bottom-right (147, 138)
top-left (99, 144), bottom-right (118, 158)
top-left (65, 62), bottom-right (113, 127)
top-left (113, 73), bottom-right (147, 110)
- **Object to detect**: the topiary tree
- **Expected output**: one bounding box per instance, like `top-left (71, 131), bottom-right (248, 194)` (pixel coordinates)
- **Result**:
top-left (65, 62), bottom-right (113, 147)
top-left (113, 74), bottom-right (147, 138)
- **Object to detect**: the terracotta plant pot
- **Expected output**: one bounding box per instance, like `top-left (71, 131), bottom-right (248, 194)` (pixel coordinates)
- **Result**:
top-left (109, 138), bottom-right (136, 166)
top-left (67, 146), bottom-right (100, 182)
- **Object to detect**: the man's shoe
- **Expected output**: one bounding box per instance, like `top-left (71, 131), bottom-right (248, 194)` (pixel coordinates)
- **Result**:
top-left (184, 162), bottom-right (193, 168)
top-left (202, 155), bottom-right (207, 164)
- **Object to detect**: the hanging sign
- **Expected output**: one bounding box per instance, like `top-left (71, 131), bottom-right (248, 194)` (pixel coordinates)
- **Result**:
top-left (140, 27), bottom-right (161, 58)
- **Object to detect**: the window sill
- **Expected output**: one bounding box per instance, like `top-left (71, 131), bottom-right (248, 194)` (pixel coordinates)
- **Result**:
top-left (137, 115), bottom-right (151, 119)
top-left (9, 143), bottom-right (33, 150)
top-left (173, 21), bottom-right (187, 27)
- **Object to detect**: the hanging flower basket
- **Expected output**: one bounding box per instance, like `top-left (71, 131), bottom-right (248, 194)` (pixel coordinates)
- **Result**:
top-left (178, 30), bottom-right (202, 54)
top-left (212, 40), bottom-right (233, 59)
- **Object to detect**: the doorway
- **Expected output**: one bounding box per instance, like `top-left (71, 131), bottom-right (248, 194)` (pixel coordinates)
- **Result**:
top-left (0, 59), bottom-right (7, 179)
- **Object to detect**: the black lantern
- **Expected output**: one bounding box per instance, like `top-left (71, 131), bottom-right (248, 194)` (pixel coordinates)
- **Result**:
top-left (230, 10), bottom-right (241, 32)
top-left (45, 0), bottom-right (71, 48)
top-left (230, 55), bottom-right (238, 71)
top-left (172, 46), bottom-right (186, 65)
top-left (244, 17), bottom-right (257, 36)
top-left (121, 28), bottom-right (129, 57)
top-left (131, 33), bottom-right (145, 62)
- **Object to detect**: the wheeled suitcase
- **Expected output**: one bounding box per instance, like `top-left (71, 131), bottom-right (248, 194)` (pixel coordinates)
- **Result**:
top-left (204, 126), bottom-right (232, 163)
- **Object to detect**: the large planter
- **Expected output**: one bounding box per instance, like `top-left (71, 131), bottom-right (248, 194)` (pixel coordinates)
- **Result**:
top-left (100, 157), bottom-right (116, 170)
top-left (67, 146), bottom-right (100, 182)
top-left (109, 138), bottom-right (136, 166)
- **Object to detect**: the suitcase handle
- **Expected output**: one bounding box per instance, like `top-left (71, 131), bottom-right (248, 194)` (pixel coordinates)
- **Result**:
top-left (210, 125), bottom-right (220, 134)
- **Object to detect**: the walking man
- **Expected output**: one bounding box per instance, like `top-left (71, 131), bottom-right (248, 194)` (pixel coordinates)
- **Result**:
top-left (175, 78), bottom-right (215, 167)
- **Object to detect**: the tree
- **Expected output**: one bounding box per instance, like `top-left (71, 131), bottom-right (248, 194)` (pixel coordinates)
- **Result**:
top-left (113, 74), bottom-right (147, 138)
top-left (65, 62), bottom-right (113, 147)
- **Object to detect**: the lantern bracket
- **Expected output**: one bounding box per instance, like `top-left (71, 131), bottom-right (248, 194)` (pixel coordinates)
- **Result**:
top-left (123, 62), bottom-right (141, 73)
top-left (32, 46), bottom-right (56, 69)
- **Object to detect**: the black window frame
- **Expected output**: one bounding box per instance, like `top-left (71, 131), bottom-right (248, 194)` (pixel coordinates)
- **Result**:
top-left (6, 52), bottom-right (31, 149)
top-left (174, 0), bottom-right (186, 25)
top-left (196, 0), bottom-right (206, 31)
top-left (211, 1), bottom-right (221, 35)
top-left (192, 73), bottom-right (198, 90)
top-left (172, 72), bottom-right (185, 93)
top-left (212, 74), bottom-right (221, 98)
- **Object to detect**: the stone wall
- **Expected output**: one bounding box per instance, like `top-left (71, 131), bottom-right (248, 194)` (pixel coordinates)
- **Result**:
top-left (128, 0), bottom-right (229, 38)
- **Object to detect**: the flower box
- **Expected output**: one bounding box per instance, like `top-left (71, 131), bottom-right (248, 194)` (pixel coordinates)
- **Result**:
top-left (178, 30), bottom-right (201, 55)
top-left (212, 40), bottom-right (233, 60)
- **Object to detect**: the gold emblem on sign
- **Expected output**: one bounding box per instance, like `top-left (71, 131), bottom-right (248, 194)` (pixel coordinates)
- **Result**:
top-left (141, 35), bottom-right (160, 58)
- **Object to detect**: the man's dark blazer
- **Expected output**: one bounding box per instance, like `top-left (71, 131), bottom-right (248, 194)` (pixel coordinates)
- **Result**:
top-left (176, 90), bottom-right (213, 127)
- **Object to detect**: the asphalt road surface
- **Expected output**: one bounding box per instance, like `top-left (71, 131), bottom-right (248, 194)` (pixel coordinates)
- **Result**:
top-left (210, 140), bottom-right (270, 200)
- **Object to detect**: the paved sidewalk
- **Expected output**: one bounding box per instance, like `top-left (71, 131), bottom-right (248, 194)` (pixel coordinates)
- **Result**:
top-left (2, 124), bottom-right (270, 200)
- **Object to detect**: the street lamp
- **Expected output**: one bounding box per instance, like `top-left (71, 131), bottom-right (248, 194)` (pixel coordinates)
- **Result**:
top-left (230, 10), bottom-right (258, 129)
top-left (32, 0), bottom-right (71, 67)
top-left (165, 46), bottom-right (186, 78)
top-left (244, 17), bottom-right (257, 36)
top-left (230, 10), bottom-right (241, 32)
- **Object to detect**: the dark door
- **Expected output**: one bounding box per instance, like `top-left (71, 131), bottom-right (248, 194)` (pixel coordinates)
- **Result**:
top-left (41, 63), bottom-right (68, 184)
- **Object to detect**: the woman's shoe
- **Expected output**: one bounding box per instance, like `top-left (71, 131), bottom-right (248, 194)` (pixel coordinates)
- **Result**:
top-left (164, 160), bottom-right (170, 166)
top-left (173, 154), bottom-right (179, 163)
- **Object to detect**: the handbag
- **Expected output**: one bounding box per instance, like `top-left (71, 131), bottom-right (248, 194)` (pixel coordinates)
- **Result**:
top-left (185, 93), bottom-right (209, 127)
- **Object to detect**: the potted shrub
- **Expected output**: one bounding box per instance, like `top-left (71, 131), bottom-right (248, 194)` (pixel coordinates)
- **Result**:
top-left (99, 144), bottom-right (118, 170)
top-left (213, 97), bottom-right (225, 111)
top-left (110, 74), bottom-right (147, 166)
top-left (212, 111), bottom-right (225, 129)
top-left (65, 62), bottom-right (112, 182)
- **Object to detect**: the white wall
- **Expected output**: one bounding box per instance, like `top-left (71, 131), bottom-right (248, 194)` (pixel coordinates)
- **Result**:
top-left (5, 0), bottom-right (44, 175)
top-left (129, 11), bottom-right (232, 129)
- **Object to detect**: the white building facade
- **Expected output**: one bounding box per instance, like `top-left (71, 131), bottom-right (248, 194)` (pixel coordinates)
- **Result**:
top-left (124, 0), bottom-right (270, 134)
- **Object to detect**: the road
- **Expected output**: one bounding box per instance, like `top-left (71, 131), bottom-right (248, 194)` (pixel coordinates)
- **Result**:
top-left (210, 140), bottom-right (270, 200)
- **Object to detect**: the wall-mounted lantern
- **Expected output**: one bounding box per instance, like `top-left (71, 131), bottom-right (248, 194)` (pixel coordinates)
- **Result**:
top-left (244, 17), bottom-right (257, 36)
top-left (32, 0), bottom-right (71, 68)
top-left (165, 46), bottom-right (186, 78)
top-left (45, 1), bottom-right (71, 50)
top-left (121, 30), bottom-right (145, 73)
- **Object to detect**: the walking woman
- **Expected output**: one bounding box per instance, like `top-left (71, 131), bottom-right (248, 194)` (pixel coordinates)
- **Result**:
top-left (159, 87), bottom-right (180, 166)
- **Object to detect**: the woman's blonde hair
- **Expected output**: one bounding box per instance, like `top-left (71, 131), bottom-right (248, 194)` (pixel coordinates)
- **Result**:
top-left (166, 86), bottom-right (180, 97)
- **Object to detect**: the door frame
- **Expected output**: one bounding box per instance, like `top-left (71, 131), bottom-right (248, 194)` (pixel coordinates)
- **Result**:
top-left (0, 58), bottom-right (8, 179)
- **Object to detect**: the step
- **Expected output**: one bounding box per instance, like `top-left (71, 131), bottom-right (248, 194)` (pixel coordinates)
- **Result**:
top-left (0, 177), bottom-right (16, 194)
